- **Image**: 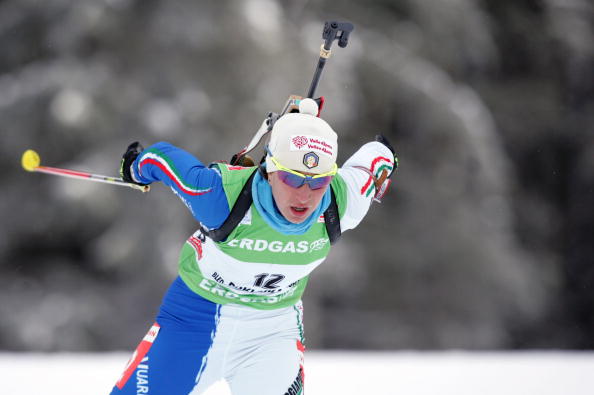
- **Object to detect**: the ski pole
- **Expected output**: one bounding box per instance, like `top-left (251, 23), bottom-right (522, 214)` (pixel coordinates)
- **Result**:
top-left (21, 149), bottom-right (150, 193)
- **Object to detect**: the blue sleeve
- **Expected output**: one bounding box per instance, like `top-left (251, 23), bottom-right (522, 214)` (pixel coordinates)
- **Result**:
top-left (133, 142), bottom-right (230, 229)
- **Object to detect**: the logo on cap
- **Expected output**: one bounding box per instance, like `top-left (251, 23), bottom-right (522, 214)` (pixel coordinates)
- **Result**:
top-left (303, 152), bottom-right (319, 169)
top-left (292, 136), bottom-right (308, 149)
top-left (290, 134), bottom-right (334, 158)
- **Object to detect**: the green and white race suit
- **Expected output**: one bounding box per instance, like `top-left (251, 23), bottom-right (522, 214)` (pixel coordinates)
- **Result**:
top-left (178, 141), bottom-right (396, 310)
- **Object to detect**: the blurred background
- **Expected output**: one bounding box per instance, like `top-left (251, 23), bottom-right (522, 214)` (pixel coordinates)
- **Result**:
top-left (1, 0), bottom-right (592, 353)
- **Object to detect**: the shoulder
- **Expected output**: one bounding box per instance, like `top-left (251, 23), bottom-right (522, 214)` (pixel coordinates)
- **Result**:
top-left (213, 163), bottom-right (258, 184)
top-left (213, 163), bottom-right (258, 205)
top-left (329, 174), bottom-right (348, 219)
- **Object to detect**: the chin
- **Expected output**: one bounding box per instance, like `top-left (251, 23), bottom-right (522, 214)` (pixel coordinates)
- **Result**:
top-left (284, 214), bottom-right (305, 224)
top-left (283, 211), bottom-right (309, 224)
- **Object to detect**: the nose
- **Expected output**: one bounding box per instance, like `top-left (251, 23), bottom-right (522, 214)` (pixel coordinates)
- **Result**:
top-left (294, 183), bottom-right (312, 203)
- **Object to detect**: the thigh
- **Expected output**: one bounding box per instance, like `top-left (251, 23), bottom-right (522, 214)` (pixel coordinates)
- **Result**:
top-left (111, 277), bottom-right (224, 394)
top-left (228, 337), bottom-right (305, 395)
top-left (110, 319), bottom-right (216, 395)
top-left (226, 302), bottom-right (306, 395)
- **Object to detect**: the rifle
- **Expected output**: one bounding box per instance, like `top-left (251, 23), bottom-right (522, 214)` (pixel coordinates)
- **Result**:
top-left (230, 21), bottom-right (354, 166)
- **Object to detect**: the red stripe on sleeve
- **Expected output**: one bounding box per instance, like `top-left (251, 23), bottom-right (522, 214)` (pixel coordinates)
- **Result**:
top-left (140, 158), bottom-right (211, 196)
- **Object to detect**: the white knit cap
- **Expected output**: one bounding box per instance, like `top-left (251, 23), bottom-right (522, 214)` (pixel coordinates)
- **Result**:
top-left (266, 98), bottom-right (338, 174)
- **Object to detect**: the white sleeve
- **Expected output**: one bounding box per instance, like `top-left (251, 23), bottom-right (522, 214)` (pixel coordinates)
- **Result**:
top-left (338, 141), bottom-right (396, 232)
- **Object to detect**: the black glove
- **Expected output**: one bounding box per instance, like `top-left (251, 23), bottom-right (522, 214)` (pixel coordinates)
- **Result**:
top-left (120, 141), bottom-right (147, 185)
top-left (375, 134), bottom-right (395, 154)
top-left (375, 134), bottom-right (398, 174)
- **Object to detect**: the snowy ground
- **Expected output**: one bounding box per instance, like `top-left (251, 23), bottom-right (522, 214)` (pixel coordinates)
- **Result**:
top-left (1, 351), bottom-right (593, 394)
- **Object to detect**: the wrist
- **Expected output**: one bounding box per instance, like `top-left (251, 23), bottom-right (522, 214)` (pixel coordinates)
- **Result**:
top-left (130, 156), bottom-right (150, 186)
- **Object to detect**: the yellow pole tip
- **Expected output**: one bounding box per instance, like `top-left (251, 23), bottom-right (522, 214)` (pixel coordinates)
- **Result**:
top-left (22, 149), bottom-right (41, 171)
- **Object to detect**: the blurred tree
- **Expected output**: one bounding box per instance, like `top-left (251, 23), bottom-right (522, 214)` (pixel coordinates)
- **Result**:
top-left (0, 0), bottom-right (592, 351)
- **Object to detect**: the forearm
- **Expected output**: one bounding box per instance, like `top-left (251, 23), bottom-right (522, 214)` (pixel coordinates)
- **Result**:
top-left (134, 142), bottom-right (230, 228)
top-left (338, 141), bottom-right (396, 231)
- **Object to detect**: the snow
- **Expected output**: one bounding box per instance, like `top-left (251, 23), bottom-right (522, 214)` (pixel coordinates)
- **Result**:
top-left (1, 351), bottom-right (592, 394)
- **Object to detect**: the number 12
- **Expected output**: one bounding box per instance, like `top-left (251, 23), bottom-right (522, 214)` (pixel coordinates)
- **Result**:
top-left (253, 273), bottom-right (285, 289)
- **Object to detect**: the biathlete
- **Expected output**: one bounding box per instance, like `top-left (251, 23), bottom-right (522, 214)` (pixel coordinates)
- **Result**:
top-left (110, 98), bottom-right (397, 395)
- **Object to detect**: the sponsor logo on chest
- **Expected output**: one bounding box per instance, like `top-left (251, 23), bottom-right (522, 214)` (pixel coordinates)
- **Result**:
top-left (227, 238), bottom-right (329, 253)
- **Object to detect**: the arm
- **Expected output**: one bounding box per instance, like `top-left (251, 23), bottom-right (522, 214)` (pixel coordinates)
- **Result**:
top-left (130, 142), bottom-right (230, 229)
top-left (337, 139), bottom-right (397, 231)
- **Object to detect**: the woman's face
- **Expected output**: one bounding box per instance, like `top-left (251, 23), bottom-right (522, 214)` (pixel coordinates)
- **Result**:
top-left (268, 171), bottom-right (329, 224)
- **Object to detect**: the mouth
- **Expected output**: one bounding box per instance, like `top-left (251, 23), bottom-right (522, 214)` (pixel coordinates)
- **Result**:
top-left (290, 206), bottom-right (309, 217)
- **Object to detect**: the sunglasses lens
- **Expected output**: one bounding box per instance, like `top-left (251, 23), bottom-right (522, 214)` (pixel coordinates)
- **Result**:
top-left (277, 171), bottom-right (333, 190)
top-left (308, 176), bottom-right (333, 190)
top-left (277, 171), bottom-right (305, 188)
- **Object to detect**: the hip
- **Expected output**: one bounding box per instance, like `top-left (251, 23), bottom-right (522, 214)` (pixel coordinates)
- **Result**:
top-left (158, 276), bottom-right (305, 336)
